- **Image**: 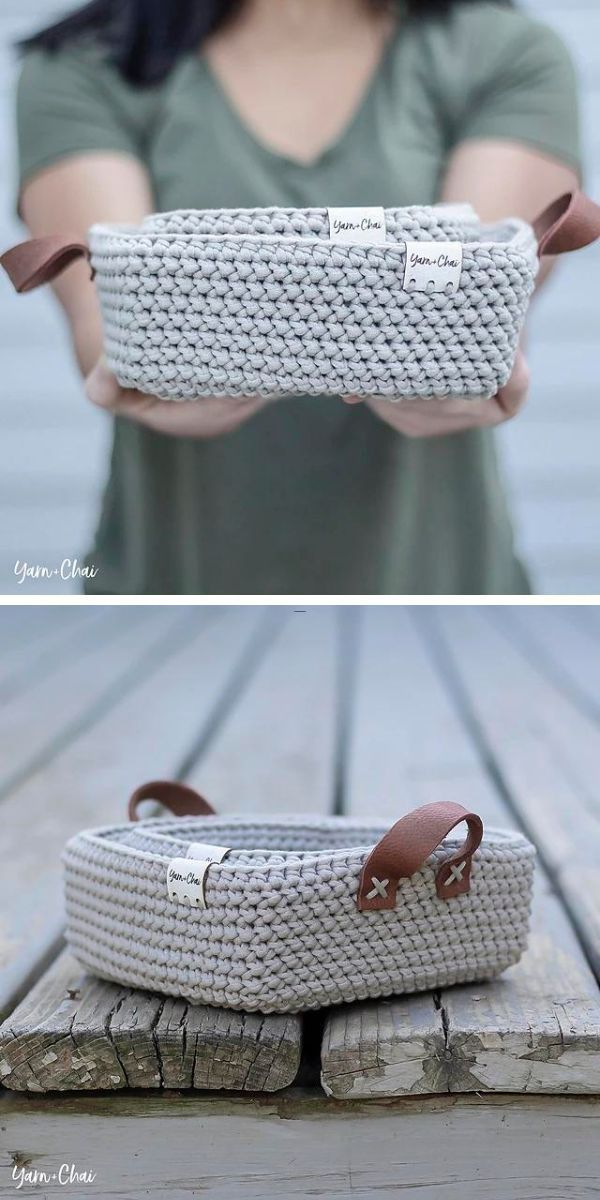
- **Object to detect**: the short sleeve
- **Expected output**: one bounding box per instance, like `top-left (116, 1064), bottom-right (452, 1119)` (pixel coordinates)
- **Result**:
top-left (447, 8), bottom-right (582, 176)
top-left (17, 45), bottom-right (151, 193)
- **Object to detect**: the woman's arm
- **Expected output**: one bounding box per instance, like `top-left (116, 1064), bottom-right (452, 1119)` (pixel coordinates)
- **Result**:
top-left (359, 140), bottom-right (579, 437)
top-left (21, 152), bottom-right (153, 374)
top-left (21, 152), bottom-right (269, 437)
top-left (442, 138), bottom-right (578, 288)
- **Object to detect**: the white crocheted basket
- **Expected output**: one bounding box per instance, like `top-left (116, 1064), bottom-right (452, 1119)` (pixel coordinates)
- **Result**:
top-left (3, 191), bottom-right (599, 402)
top-left (89, 203), bottom-right (535, 401)
top-left (62, 782), bottom-right (535, 1014)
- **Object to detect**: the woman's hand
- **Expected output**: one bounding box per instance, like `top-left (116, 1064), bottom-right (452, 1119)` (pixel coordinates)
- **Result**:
top-left (343, 349), bottom-right (530, 438)
top-left (85, 357), bottom-right (268, 438)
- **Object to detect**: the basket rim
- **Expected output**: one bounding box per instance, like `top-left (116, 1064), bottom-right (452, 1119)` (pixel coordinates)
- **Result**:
top-left (64, 816), bottom-right (535, 876)
top-left (88, 206), bottom-right (535, 258)
top-left (88, 224), bottom-right (534, 255)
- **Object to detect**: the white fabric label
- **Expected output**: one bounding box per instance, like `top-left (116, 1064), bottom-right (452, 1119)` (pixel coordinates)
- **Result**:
top-left (167, 845), bottom-right (230, 907)
top-left (328, 206), bottom-right (387, 244)
top-left (167, 857), bottom-right (211, 908)
top-left (186, 842), bottom-right (230, 862)
top-left (403, 241), bottom-right (463, 293)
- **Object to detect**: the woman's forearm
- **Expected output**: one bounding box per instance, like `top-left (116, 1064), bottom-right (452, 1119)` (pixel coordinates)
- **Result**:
top-left (441, 139), bottom-right (580, 294)
top-left (19, 155), bottom-right (272, 437)
top-left (20, 151), bottom-right (154, 374)
top-left (70, 296), bottom-right (105, 376)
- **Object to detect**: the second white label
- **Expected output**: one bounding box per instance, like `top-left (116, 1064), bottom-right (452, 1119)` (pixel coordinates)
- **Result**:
top-left (403, 241), bottom-right (463, 293)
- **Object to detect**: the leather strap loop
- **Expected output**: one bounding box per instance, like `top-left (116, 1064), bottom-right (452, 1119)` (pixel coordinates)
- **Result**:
top-left (357, 801), bottom-right (483, 911)
top-left (128, 780), bottom-right (215, 822)
top-left (0, 235), bottom-right (92, 293)
top-left (533, 190), bottom-right (600, 258)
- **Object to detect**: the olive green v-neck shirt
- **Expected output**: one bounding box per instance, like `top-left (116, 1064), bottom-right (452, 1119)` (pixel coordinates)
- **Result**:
top-left (17, 3), bottom-right (580, 594)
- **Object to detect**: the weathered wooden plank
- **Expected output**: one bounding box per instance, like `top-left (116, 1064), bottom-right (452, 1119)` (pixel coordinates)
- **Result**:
top-left (0, 952), bottom-right (301, 1094)
top-left (0, 607), bottom-right (79, 661)
top-left (1, 1090), bottom-right (599, 1200)
top-left (0, 607), bottom-right (97, 698)
top-left (0, 607), bottom-right (268, 1019)
top-left (430, 605), bottom-right (600, 977)
top-left (322, 607), bottom-right (600, 1098)
top-left (323, 822), bottom-right (600, 1097)
top-left (495, 606), bottom-right (600, 715)
top-left (0, 607), bottom-right (185, 796)
top-left (187, 607), bottom-right (339, 814)
top-left (345, 608), bottom-right (480, 810)
top-left (0, 606), bottom-right (306, 1094)
top-left (321, 992), bottom-right (447, 1099)
top-left (0, 607), bottom-right (340, 1092)
top-left (572, 606), bottom-right (600, 637)
top-left (439, 881), bottom-right (600, 1095)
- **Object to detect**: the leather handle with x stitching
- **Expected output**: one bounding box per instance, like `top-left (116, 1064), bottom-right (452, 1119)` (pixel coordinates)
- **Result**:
top-left (357, 802), bottom-right (484, 912)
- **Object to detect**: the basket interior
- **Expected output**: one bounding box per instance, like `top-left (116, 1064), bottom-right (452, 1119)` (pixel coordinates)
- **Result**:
top-left (138, 204), bottom-right (484, 243)
top-left (81, 818), bottom-right (525, 868)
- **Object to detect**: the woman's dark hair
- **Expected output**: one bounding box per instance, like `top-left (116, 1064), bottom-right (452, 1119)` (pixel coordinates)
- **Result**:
top-left (22, 0), bottom-right (512, 86)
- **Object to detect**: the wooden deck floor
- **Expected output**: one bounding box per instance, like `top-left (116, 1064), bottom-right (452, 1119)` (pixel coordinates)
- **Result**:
top-left (1, 0), bottom-right (599, 595)
top-left (0, 604), bottom-right (599, 1197)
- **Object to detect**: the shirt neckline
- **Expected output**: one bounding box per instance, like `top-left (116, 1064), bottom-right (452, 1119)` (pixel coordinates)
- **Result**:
top-left (192, 14), bottom-right (405, 172)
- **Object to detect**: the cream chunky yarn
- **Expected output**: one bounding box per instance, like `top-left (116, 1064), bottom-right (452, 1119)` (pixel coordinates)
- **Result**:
top-left (88, 204), bottom-right (538, 401)
top-left (63, 811), bottom-right (535, 1014)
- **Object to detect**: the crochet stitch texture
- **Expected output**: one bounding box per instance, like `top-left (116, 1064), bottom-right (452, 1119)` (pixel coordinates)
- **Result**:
top-left (63, 815), bottom-right (535, 1013)
top-left (89, 204), bottom-right (538, 401)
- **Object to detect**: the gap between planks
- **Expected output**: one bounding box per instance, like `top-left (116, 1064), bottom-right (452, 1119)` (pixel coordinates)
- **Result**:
top-left (0, 951), bottom-right (301, 1094)
top-left (0, 608), bottom-right (274, 1020)
top-left (321, 608), bottom-right (600, 1099)
top-left (0, 608), bottom-right (344, 1091)
top-left (426, 606), bottom-right (600, 980)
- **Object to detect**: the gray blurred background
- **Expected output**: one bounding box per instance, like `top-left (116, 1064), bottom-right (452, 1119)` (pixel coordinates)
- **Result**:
top-left (0, 0), bottom-right (598, 595)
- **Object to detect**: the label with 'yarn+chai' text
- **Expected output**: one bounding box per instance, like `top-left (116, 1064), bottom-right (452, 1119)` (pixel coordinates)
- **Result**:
top-left (403, 241), bottom-right (463, 294)
top-left (167, 857), bottom-right (209, 907)
top-left (167, 843), bottom-right (231, 908)
top-left (327, 206), bottom-right (387, 245)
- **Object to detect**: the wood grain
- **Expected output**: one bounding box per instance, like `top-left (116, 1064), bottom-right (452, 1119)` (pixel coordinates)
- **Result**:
top-left (0, 608), bottom-right (96, 697)
top-left (1, 1090), bottom-right (599, 1200)
top-left (0, 952), bottom-right (301, 1094)
top-left (321, 608), bottom-right (600, 1098)
top-left (344, 607), bottom-right (480, 810)
top-left (499, 605), bottom-right (600, 715)
top-left (430, 606), bottom-right (600, 977)
top-left (0, 607), bottom-right (183, 796)
top-left (0, 607), bottom-right (267, 1019)
top-left (0, 607), bottom-right (342, 1091)
top-left (2, 605), bottom-right (600, 1107)
top-left (187, 607), bottom-right (339, 814)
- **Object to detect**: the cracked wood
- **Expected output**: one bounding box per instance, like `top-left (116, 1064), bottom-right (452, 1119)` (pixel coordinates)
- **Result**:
top-left (0, 607), bottom-right (265, 1020)
top-left (0, 952), bottom-right (301, 1092)
top-left (321, 608), bottom-right (600, 1097)
top-left (1, 1090), bottom-right (599, 1200)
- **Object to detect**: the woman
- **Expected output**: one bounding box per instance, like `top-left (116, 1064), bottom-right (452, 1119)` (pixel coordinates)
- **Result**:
top-left (16, 0), bottom-right (580, 594)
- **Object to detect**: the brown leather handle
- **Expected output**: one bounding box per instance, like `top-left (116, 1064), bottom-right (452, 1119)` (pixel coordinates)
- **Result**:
top-left (357, 801), bottom-right (483, 911)
top-left (533, 190), bottom-right (600, 257)
top-left (128, 780), bottom-right (216, 822)
top-left (0, 234), bottom-right (92, 293)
